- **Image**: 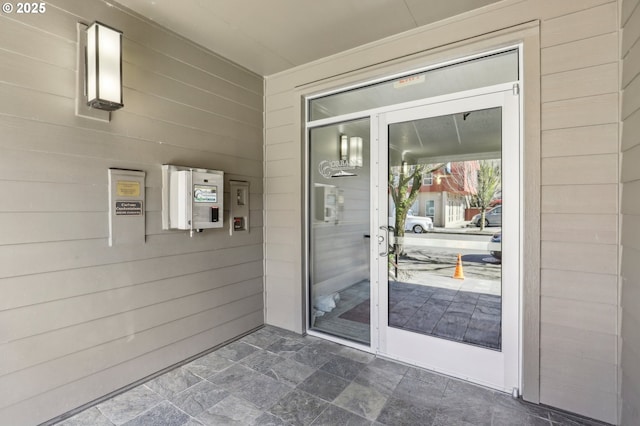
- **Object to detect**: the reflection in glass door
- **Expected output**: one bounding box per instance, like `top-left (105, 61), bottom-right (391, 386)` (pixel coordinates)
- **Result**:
top-left (377, 90), bottom-right (519, 391)
top-left (308, 118), bottom-right (371, 345)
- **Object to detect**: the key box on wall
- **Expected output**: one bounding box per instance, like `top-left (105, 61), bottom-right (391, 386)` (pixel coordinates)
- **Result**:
top-left (162, 165), bottom-right (224, 234)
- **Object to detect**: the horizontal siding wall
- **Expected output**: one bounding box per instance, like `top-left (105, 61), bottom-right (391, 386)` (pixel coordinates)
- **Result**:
top-left (264, 0), bottom-right (620, 423)
top-left (539, 3), bottom-right (620, 423)
top-left (0, 0), bottom-right (263, 424)
top-left (621, 0), bottom-right (640, 424)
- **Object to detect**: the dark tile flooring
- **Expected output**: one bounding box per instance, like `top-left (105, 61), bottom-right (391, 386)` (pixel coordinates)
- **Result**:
top-left (389, 281), bottom-right (502, 350)
top-left (56, 326), bottom-right (608, 426)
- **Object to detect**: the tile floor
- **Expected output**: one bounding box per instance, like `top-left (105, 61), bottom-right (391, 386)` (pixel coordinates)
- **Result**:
top-left (55, 326), bottom-right (608, 426)
top-left (388, 281), bottom-right (502, 350)
top-left (312, 279), bottom-right (502, 350)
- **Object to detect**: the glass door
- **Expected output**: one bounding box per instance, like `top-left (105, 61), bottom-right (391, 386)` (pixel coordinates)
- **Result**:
top-left (308, 118), bottom-right (371, 345)
top-left (375, 89), bottom-right (520, 391)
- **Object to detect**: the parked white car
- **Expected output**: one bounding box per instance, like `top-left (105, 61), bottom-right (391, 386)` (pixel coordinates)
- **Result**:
top-left (389, 214), bottom-right (434, 233)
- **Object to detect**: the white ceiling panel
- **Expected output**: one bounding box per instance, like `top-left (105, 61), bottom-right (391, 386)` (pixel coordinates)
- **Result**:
top-left (404, 0), bottom-right (502, 26)
top-left (112, 0), bottom-right (503, 76)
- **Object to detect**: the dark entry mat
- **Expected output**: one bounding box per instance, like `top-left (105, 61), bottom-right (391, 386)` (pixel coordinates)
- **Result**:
top-left (338, 298), bottom-right (370, 324)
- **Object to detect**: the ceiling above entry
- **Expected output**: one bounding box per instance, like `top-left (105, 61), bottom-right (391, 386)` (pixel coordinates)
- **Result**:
top-left (111, 0), bottom-right (502, 76)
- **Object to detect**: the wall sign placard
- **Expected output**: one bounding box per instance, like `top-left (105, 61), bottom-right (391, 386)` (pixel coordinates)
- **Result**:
top-left (116, 181), bottom-right (141, 197)
top-left (115, 201), bottom-right (143, 216)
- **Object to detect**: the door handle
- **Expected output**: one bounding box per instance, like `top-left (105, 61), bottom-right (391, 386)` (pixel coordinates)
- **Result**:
top-left (379, 225), bottom-right (389, 257)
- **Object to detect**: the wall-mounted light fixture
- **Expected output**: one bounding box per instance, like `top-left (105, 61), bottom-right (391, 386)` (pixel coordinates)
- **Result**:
top-left (349, 136), bottom-right (363, 168)
top-left (340, 134), bottom-right (349, 161)
top-left (85, 21), bottom-right (123, 111)
top-left (339, 134), bottom-right (363, 167)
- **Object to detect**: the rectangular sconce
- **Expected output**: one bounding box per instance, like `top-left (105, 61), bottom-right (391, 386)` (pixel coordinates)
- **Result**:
top-left (349, 136), bottom-right (363, 168)
top-left (340, 134), bottom-right (349, 161)
top-left (339, 134), bottom-right (363, 168)
top-left (86, 21), bottom-right (123, 111)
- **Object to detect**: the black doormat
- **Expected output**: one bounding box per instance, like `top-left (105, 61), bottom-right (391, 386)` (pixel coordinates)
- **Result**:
top-left (338, 298), bottom-right (370, 324)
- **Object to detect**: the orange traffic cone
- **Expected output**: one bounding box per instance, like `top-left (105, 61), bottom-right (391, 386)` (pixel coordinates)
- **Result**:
top-left (453, 253), bottom-right (465, 280)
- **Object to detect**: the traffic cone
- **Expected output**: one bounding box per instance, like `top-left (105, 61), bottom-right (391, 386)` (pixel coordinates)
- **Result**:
top-left (453, 253), bottom-right (465, 280)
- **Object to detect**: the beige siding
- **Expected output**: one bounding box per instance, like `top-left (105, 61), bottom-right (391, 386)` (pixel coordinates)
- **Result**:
top-left (264, 0), bottom-right (619, 423)
top-left (622, 1), bottom-right (640, 423)
top-left (0, 0), bottom-right (263, 424)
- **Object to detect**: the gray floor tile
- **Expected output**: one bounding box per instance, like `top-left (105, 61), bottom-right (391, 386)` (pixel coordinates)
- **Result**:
top-left (404, 366), bottom-right (450, 389)
top-left (96, 385), bottom-right (164, 424)
top-left (240, 328), bottom-right (283, 349)
top-left (253, 412), bottom-right (291, 425)
top-left (335, 345), bottom-right (376, 364)
top-left (208, 363), bottom-right (261, 392)
top-left (354, 365), bottom-right (404, 396)
top-left (452, 291), bottom-right (481, 304)
top-left (448, 301), bottom-right (477, 315)
top-left (307, 339), bottom-right (346, 355)
top-left (122, 401), bottom-right (190, 426)
top-left (57, 407), bottom-right (115, 426)
top-left (432, 412), bottom-right (476, 426)
top-left (432, 311), bottom-right (472, 341)
top-left (197, 395), bottom-right (263, 425)
top-left (463, 319), bottom-right (501, 349)
top-left (182, 419), bottom-right (205, 426)
top-left (292, 345), bottom-right (334, 369)
top-left (334, 382), bottom-right (388, 421)
top-left (265, 357), bottom-right (316, 387)
top-left (437, 380), bottom-right (496, 426)
top-left (183, 352), bottom-right (234, 379)
top-left (492, 406), bottom-right (552, 426)
top-left (389, 299), bottom-right (420, 317)
top-left (493, 393), bottom-right (551, 421)
top-left (269, 389), bottom-right (328, 426)
top-left (389, 311), bottom-right (411, 327)
top-left (170, 380), bottom-right (229, 417)
top-left (215, 341), bottom-right (260, 361)
top-left (402, 305), bottom-right (445, 335)
top-left (310, 405), bottom-right (371, 426)
top-left (53, 327), bottom-right (610, 426)
top-left (319, 355), bottom-right (366, 381)
top-left (430, 289), bottom-right (457, 302)
top-left (368, 357), bottom-right (409, 376)
top-left (146, 368), bottom-right (202, 399)
top-left (297, 370), bottom-right (350, 402)
top-left (376, 396), bottom-right (438, 426)
top-left (234, 374), bottom-right (292, 409)
top-left (241, 350), bottom-right (287, 374)
top-left (475, 304), bottom-right (502, 316)
top-left (444, 378), bottom-right (497, 402)
top-left (266, 337), bottom-right (308, 357)
top-left (393, 375), bottom-right (447, 407)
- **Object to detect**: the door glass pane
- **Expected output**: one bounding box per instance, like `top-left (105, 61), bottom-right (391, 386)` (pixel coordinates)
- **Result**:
top-left (388, 108), bottom-right (502, 350)
top-left (309, 118), bottom-right (371, 344)
top-left (309, 49), bottom-right (518, 121)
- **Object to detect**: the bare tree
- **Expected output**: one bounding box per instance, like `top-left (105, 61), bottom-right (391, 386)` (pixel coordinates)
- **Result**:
top-left (389, 162), bottom-right (443, 255)
top-left (474, 161), bottom-right (501, 230)
top-left (438, 161), bottom-right (479, 208)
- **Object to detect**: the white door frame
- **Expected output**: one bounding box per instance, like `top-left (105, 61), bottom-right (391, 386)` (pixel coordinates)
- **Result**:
top-left (371, 86), bottom-right (521, 392)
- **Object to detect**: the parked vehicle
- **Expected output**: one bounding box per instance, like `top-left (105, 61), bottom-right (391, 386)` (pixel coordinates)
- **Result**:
top-left (388, 214), bottom-right (434, 233)
top-left (472, 205), bottom-right (502, 227)
top-left (405, 215), bottom-right (434, 233)
top-left (490, 232), bottom-right (502, 260)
